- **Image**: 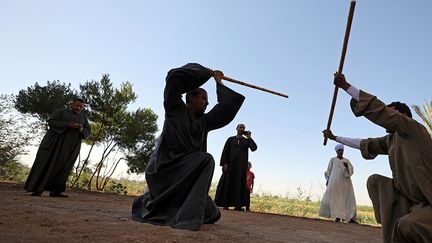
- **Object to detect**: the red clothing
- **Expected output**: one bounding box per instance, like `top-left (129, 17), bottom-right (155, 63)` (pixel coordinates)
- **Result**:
top-left (246, 170), bottom-right (255, 192)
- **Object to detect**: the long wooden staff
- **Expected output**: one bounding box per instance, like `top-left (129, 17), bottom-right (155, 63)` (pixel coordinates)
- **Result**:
top-left (324, 0), bottom-right (356, 145)
top-left (222, 76), bottom-right (288, 98)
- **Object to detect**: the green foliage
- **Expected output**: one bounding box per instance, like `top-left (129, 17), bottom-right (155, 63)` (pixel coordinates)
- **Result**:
top-left (80, 74), bottom-right (137, 140)
top-left (412, 99), bottom-right (432, 135)
top-left (0, 94), bottom-right (37, 165)
top-left (213, 183), bottom-right (378, 225)
top-left (68, 170), bottom-right (146, 196)
top-left (123, 109), bottom-right (158, 173)
top-left (68, 170), bottom-right (92, 189)
top-left (14, 80), bottom-right (76, 130)
top-left (0, 160), bottom-right (30, 181)
top-left (72, 74), bottom-right (158, 190)
top-left (356, 211), bottom-right (377, 225)
top-left (252, 195), bottom-right (320, 218)
top-left (247, 191), bottom-right (378, 225)
top-left (107, 178), bottom-right (147, 195)
top-left (105, 181), bottom-right (127, 194)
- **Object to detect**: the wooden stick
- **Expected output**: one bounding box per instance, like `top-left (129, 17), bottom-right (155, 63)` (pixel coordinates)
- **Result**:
top-left (222, 76), bottom-right (288, 98)
top-left (324, 0), bottom-right (356, 145)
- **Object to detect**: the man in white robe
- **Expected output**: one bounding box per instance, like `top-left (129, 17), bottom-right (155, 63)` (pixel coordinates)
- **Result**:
top-left (319, 144), bottom-right (357, 223)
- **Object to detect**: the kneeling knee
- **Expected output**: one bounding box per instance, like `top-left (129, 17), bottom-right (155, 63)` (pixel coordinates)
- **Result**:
top-left (201, 152), bottom-right (215, 164)
top-left (366, 174), bottom-right (381, 190)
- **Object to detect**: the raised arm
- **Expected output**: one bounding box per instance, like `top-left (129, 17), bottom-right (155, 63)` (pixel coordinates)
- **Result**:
top-left (163, 63), bottom-right (212, 113)
top-left (333, 72), bottom-right (419, 137)
top-left (322, 129), bottom-right (389, 159)
top-left (205, 83), bottom-right (245, 131)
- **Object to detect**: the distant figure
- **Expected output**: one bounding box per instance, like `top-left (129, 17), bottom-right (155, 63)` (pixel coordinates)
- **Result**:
top-left (323, 72), bottom-right (432, 242)
top-left (246, 161), bottom-right (255, 211)
top-left (319, 144), bottom-right (357, 223)
top-left (214, 123), bottom-right (257, 211)
top-left (131, 63), bottom-right (245, 231)
top-left (25, 97), bottom-right (91, 197)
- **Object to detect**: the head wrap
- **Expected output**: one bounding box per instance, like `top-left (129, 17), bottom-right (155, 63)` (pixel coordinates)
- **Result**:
top-left (335, 144), bottom-right (344, 152)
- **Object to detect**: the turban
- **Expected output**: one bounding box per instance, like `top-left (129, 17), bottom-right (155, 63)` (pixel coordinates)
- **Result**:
top-left (335, 144), bottom-right (344, 152)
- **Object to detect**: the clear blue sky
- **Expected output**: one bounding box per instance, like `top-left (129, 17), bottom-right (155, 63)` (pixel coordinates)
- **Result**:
top-left (1, 1), bottom-right (431, 205)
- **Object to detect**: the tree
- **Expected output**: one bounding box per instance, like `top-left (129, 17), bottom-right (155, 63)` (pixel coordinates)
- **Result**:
top-left (412, 99), bottom-right (432, 135)
top-left (70, 74), bottom-right (158, 190)
top-left (15, 80), bottom-right (76, 130)
top-left (0, 94), bottom-right (37, 179)
top-left (121, 108), bottom-right (158, 174)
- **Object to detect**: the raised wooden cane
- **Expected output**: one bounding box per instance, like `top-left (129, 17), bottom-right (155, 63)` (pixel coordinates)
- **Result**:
top-left (222, 76), bottom-right (288, 98)
top-left (324, 0), bottom-right (356, 145)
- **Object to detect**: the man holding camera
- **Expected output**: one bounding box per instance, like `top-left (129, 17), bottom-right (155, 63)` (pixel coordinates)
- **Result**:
top-left (214, 123), bottom-right (258, 211)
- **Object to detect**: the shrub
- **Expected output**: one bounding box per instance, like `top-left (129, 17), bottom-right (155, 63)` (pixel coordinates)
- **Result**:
top-left (0, 161), bottom-right (29, 181)
top-left (105, 181), bottom-right (127, 194)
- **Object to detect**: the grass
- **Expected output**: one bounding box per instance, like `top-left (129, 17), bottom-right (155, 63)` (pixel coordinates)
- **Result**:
top-left (208, 184), bottom-right (378, 226)
top-left (249, 194), bottom-right (378, 225)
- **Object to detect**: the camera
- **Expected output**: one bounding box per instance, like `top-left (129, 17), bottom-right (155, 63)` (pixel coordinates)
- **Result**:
top-left (242, 130), bottom-right (251, 135)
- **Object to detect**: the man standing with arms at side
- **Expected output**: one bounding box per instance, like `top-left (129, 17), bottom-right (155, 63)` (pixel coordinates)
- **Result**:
top-left (25, 97), bottom-right (91, 197)
top-left (323, 72), bottom-right (432, 243)
top-left (215, 123), bottom-right (258, 211)
top-left (319, 144), bottom-right (357, 223)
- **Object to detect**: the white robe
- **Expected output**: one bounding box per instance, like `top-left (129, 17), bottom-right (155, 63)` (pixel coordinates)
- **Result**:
top-left (319, 157), bottom-right (357, 221)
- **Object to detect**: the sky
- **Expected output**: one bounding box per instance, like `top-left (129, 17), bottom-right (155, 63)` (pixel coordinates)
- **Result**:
top-left (1, 0), bottom-right (431, 205)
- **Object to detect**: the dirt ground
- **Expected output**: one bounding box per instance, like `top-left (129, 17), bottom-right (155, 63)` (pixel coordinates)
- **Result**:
top-left (0, 181), bottom-right (382, 243)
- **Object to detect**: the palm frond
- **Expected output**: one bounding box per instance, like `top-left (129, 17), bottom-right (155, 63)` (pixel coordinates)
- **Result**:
top-left (412, 100), bottom-right (432, 135)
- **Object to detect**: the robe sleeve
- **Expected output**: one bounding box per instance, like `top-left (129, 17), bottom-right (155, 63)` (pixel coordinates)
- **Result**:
top-left (163, 63), bottom-right (212, 114)
top-left (324, 158), bottom-right (333, 179)
top-left (344, 159), bottom-right (354, 178)
top-left (48, 109), bottom-right (69, 134)
top-left (205, 83), bottom-right (245, 131)
top-left (350, 90), bottom-right (415, 137)
top-left (220, 138), bottom-right (231, 166)
top-left (359, 135), bottom-right (390, 159)
top-left (248, 138), bottom-right (257, 152)
top-left (80, 114), bottom-right (91, 139)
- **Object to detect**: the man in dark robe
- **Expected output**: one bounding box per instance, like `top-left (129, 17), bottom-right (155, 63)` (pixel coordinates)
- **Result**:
top-left (25, 97), bottom-right (91, 197)
top-left (132, 63), bottom-right (245, 231)
top-left (323, 72), bottom-right (432, 243)
top-left (214, 123), bottom-right (257, 211)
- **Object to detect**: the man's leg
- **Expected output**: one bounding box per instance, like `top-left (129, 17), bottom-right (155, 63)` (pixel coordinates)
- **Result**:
top-left (246, 191), bottom-right (251, 211)
top-left (367, 174), bottom-right (411, 243)
top-left (393, 203), bottom-right (432, 243)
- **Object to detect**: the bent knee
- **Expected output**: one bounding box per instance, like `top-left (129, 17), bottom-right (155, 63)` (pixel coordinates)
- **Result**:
top-left (201, 152), bottom-right (214, 161)
top-left (366, 174), bottom-right (380, 189)
top-left (198, 152), bottom-right (215, 166)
